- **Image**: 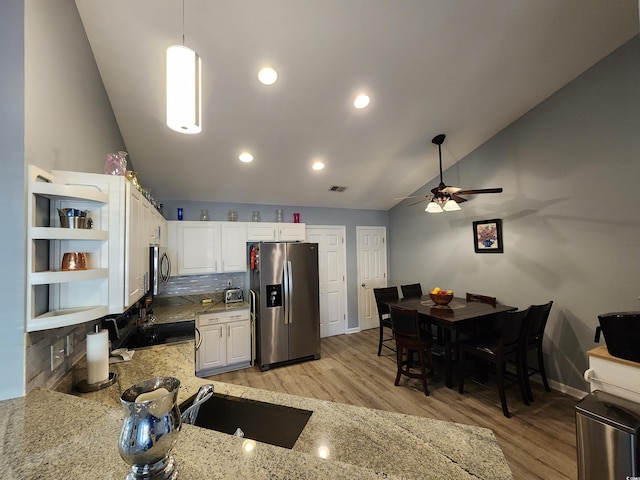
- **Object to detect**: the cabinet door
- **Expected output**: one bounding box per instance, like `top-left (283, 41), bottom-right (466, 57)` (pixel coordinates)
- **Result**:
top-left (197, 324), bottom-right (225, 371)
top-left (126, 186), bottom-right (144, 306)
top-left (227, 319), bottom-right (251, 365)
top-left (177, 222), bottom-right (221, 274)
top-left (247, 222), bottom-right (278, 241)
top-left (221, 223), bottom-right (247, 272)
top-left (278, 223), bottom-right (306, 241)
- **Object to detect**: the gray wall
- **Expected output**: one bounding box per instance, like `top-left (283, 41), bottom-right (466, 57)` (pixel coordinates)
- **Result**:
top-left (0, 0), bottom-right (127, 401)
top-left (389, 36), bottom-right (640, 394)
top-left (160, 200), bottom-right (388, 329)
top-left (0, 0), bottom-right (26, 400)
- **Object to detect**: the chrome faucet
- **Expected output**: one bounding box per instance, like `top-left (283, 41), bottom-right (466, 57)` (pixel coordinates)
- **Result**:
top-left (181, 384), bottom-right (214, 425)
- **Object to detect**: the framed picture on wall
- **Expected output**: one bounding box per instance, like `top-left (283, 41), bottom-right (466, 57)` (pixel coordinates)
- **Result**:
top-left (473, 219), bottom-right (503, 253)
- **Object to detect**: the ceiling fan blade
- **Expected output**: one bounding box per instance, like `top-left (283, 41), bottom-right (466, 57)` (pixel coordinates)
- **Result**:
top-left (441, 186), bottom-right (462, 194)
top-left (456, 188), bottom-right (503, 195)
top-left (451, 194), bottom-right (468, 203)
top-left (394, 194), bottom-right (428, 200)
top-left (408, 198), bottom-right (428, 207)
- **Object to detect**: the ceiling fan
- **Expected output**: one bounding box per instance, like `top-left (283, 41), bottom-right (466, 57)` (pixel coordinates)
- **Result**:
top-left (400, 134), bottom-right (503, 210)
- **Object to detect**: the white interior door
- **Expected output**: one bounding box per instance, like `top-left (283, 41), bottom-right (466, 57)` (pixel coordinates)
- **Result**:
top-left (357, 226), bottom-right (387, 331)
top-left (307, 226), bottom-right (347, 338)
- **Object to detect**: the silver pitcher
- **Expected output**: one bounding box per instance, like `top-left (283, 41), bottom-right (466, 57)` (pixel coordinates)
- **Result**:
top-left (119, 377), bottom-right (214, 480)
top-left (119, 377), bottom-right (181, 480)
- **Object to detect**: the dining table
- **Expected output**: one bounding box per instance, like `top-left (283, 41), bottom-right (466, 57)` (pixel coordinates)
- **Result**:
top-left (386, 295), bottom-right (516, 388)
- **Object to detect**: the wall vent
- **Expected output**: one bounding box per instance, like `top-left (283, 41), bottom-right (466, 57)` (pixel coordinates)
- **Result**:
top-left (328, 185), bottom-right (348, 192)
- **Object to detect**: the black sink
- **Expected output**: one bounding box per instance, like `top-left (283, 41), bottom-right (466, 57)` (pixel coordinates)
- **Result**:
top-left (180, 393), bottom-right (312, 449)
top-left (121, 320), bottom-right (195, 349)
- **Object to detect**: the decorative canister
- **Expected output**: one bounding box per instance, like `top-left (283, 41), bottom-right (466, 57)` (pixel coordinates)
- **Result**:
top-left (227, 210), bottom-right (238, 222)
top-left (252, 211), bottom-right (261, 222)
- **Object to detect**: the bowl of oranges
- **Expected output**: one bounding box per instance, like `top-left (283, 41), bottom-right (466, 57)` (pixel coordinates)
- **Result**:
top-left (429, 287), bottom-right (454, 306)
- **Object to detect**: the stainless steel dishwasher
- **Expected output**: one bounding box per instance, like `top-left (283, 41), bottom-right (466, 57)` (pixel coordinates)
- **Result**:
top-left (576, 390), bottom-right (640, 480)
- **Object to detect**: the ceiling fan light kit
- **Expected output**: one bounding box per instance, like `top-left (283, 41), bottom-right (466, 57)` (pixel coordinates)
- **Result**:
top-left (400, 133), bottom-right (503, 213)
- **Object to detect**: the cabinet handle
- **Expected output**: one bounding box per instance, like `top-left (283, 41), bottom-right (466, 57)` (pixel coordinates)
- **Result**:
top-left (220, 327), bottom-right (223, 338)
top-left (227, 324), bottom-right (230, 337)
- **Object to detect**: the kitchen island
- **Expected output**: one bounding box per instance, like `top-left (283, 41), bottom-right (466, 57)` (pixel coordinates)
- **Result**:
top-left (0, 341), bottom-right (513, 479)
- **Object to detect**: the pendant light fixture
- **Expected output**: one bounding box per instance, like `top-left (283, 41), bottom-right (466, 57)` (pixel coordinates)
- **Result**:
top-left (166, 0), bottom-right (201, 134)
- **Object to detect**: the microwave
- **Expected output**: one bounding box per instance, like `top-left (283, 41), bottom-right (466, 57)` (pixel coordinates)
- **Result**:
top-left (149, 246), bottom-right (171, 296)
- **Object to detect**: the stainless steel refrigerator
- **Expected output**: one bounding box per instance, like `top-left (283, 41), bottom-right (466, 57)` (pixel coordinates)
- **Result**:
top-left (250, 242), bottom-right (321, 371)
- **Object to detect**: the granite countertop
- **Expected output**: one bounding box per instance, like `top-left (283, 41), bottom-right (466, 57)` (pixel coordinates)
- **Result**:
top-left (1, 342), bottom-right (513, 479)
top-left (151, 294), bottom-right (250, 324)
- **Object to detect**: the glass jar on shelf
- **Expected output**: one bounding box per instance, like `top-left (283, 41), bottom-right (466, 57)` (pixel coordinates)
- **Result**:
top-left (251, 211), bottom-right (261, 222)
top-left (200, 209), bottom-right (209, 221)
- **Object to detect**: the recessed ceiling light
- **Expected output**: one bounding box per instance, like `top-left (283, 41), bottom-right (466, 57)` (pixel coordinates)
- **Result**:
top-left (312, 160), bottom-right (325, 171)
top-left (353, 93), bottom-right (370, 109)
top-left (258, 67), bottom-right (278, 85)
top-left (239, 152), bottom-right (253, 163)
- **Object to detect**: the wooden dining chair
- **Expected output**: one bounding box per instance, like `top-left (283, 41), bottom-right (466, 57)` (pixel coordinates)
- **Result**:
top-left (400, 283), bottom-right (423, 298)
top-left (458, 308), bottom-right (530, 418)
top-left (520, 301), bottom-right (554, 400)
top-left (390, 305), bottom-right (434, 396)
top-left (466, 292), bottom-right (497, 307)
top-left (373, 287), bottom-right (399, 356)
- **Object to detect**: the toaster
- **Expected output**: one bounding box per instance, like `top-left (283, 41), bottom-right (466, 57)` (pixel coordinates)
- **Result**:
top-left (224, 288), bottom-right (243, 304)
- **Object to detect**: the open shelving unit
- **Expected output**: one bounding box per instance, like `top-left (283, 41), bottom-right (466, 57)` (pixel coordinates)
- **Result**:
top-left (26, 165), bottom-right (111, 332)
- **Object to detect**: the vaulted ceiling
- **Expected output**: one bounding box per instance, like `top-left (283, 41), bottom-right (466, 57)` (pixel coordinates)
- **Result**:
top-left (75, 0), bottom-right (638, 210)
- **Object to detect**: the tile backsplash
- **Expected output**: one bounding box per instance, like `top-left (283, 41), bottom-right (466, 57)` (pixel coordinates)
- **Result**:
top-left (26, 320), bottom-right (100, 394)
top-left (158, 272), bottom-right (246, 297)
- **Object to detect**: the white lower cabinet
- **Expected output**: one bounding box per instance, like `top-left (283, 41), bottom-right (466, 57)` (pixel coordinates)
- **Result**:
top-left (196, 309), bottom-right (251, 375)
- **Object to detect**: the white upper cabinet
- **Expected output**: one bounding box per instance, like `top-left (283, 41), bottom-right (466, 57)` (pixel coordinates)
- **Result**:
top-left (176, 222), bottom-right (221, 275)
top-left (171, 221), bottom-right (248, 275)
top-left (49, 168), bottom-right (166, 320)
top-left (277, 223), bottom-right (306, 242)
top-left (247, 222), bottom-right (306, 242)
top-left (220, 223), bottom-right (247, 272)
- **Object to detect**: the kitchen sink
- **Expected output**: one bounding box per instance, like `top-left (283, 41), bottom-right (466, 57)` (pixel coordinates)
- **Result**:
top-left (121, 320), bottom-right (195, 349)
top-left (179, 392), bottom-right (312, 449)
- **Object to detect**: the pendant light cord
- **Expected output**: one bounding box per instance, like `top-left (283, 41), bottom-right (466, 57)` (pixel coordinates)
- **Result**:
top-left (182, 0), bottom-right (185, 46)
top-left (438, 143), bottom-right (444, 185)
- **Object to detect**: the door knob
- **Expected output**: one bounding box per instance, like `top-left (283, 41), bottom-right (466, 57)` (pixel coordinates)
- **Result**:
top-left (361, 283), bottom-right (366, 287)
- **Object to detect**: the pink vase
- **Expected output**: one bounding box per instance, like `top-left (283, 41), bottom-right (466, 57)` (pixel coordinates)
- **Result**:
top-left (104, 151), bottom-right (128, 175)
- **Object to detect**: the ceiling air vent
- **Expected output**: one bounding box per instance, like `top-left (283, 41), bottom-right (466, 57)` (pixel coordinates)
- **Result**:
top-left (329, 185), bottom-right (348, 193)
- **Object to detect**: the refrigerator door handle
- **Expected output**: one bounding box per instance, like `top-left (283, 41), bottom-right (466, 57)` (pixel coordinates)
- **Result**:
top-left (286, 260), bottom-right (293, 324)
top-left (283, 261), bottom-right (290, 324)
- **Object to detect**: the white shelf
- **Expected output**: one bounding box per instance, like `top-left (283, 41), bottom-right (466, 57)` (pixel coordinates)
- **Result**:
top-left (27, 306), bottom-right (109, 332)
top-left (30, 227), bottom-right (108, 241)
top-left (30, 181), bottom-right (108, 204)
top-left (29, 268), bottom-right (108, 285)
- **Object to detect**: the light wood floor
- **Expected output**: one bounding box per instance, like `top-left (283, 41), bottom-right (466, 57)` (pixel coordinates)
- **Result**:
top-left (212, 329), bottom-right (578, 480)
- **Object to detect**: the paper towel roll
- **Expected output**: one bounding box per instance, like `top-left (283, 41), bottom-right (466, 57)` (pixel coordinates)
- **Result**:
top-left (87, 330), bottom-right (109, 384)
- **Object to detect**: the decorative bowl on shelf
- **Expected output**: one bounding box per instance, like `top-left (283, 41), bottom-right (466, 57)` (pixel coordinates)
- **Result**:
top-left (61, 252), bottom-right (88, 271)
top-left (430, 292), bottom-right (454, 306)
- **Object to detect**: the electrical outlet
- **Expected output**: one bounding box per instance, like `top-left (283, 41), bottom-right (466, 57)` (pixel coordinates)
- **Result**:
top-left (50, 338), bottom-right (65, 371)
top-left (66, 333), bottom-right (74, 356)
